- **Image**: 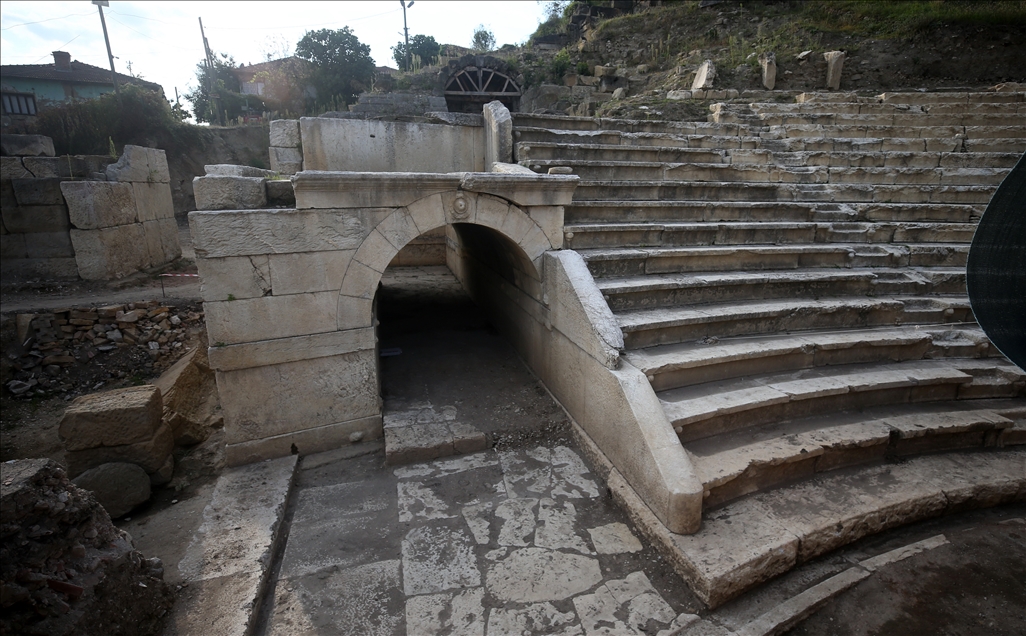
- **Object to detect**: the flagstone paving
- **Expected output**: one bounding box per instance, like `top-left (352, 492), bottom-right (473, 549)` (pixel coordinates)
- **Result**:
top-left (261, 444), bottom-right (702, 636)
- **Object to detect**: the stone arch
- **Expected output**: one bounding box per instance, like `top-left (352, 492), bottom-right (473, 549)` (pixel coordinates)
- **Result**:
top-left (442, 55), bottom-right (522, 113)
top-left (336, 190), bottom-right (554, 330)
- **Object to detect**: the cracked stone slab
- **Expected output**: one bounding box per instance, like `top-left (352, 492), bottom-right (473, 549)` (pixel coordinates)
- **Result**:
top-left (398, 480), bottom-right (457, 522)
top-left (486, 602), bottom-right (583, 636)
top-left (486, 547), bottom-right (602, 603)
top-left (535, 498), bottom-right (593, 554)
top-left (405, 587), bottom-right (486, 636)
top-left (402, 524), bottom-right (481, 596)
top-left (496, 497), bottom-right (538, 546)
top-left (498, 445), bottom-right (600, 500)
top-left (393, 451), bottom-right (499, 480)
top-left (588, 523), bottom-right (644, 555)
top-left (266, 559), bottom-right (404, 636)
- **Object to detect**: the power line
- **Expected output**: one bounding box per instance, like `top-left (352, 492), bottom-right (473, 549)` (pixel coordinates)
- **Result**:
top-left (1, 11), bottom-right (94, 31)
top-left (27, 33), bottom-right (84, 63)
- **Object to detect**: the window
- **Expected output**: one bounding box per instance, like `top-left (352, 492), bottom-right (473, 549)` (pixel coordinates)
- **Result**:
top-left (2, 92), bottom-right (37, 116)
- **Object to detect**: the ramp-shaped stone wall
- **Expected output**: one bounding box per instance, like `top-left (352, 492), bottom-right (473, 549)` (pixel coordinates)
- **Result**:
top-left (1, 141), bottom-right (181, 281)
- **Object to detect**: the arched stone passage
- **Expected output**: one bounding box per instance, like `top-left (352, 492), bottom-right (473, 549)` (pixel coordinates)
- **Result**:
top-left (442, 55), bottom-right (522, 113)
top-left (337, 190), bottom-right (553, 331)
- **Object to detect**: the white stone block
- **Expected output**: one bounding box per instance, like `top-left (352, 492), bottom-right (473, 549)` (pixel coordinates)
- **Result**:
top-left (132, 181), bottom-right (175, 222)
top-left (269, 147), bottom-right (303, 175)
top-left (692, 60), bottom-right (716, 90)
top-left (61, 181), bottom-right (137, 229)
top-left (667, 90), bottom-right (692, 100)
top-left (193, 176), bottom-right (267, 211)
top-left (759, 52), bottom-right (777, 90)
top-left (204, 164), bottom-right (276, 178)
top-left (203, 290), bottom-right (339, 345)
top-left (24, 231), bottom-right (75, 259)
top-left (70, 224), bottom-right (149, 280)
top-left (105, 145), bottom-right (169, 183)
top-left (266, 250), bottom-right (354, 295)
top-left (197, 254), bottom-right (272, 301)
top-left (824, 51), bottom-right (846, 90)
top-left (269, 119), bottom-right (301, 147)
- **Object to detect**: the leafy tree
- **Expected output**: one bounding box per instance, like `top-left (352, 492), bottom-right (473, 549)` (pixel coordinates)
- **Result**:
top-left (184, 52), bottom-right (249, 124)
top-left (253, 57), bottom-right (315, 115)
top-left (471, 25), bottom-right (496, 52)
top-left (391, 34), bottom-right (441, 71)
top-left (295, 27), bottom-right (375, 108)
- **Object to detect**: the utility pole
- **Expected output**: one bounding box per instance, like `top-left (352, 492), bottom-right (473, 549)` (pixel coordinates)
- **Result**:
top-left (400, 1), bottom-right (414, 72)
top-left (92, 1), bottom-right (121, 106)
top-left (198, 17), bottom-right (222, 126)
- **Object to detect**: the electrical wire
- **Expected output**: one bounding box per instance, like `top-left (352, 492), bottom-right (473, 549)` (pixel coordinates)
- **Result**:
top-left (1, 10), bottom-right (94, 31)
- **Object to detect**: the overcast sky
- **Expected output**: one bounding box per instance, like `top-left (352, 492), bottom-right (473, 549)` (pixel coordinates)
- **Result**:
top-left (1, 1), bottom-right (548, 109)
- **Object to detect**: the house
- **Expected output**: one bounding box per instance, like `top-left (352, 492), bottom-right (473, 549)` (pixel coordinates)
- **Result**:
top-left (1, 51), bottom-right (163, 118)
top-left (232, 57), bottom-right (315, 101)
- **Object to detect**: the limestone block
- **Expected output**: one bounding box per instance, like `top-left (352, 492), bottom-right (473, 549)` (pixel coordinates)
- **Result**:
top-left (612, 87), bottom-right (627, 99)
top-left (59, 385), bottom-right (163, 451)
top-left (269, 146), bottom-right (303, 175)
top-left (0, 233), bottom-right (25, 258)
top-left (132, 182), bottom-right (175, 222)
top-left (269, 119), bottom-right (301, 147)
top-left (207, 328), bottom-right (375, 372)
top-left (142, 219), bottom-right (164, 267)
top-left (21, 157), bottom-right (60, 178)
top-left (667, 90), bottom-right (692, 100)
top-left (24, 231), bottom-right (74, 258)
top-left (204, 164), bottom-right (276, 178)
top-left (189, 207), bottom-right (388, 258)
top-left (824, 51), bottom-right (845, 90)
top-left (70, 224), bottom-right (149, 280)
top-left (61, 181), bottom-right (137, 229)
top-left (203, 290), bottom-right (339, 345)
top-left (527, 205), bottom-right (565, 250)
top-left (1, 204), bottom-right (69, 233)
top-left (217, 349), bottom-right (380, 445)
top-left (0, 133), bottom-right (55, 157)
top-left (759, 52), bottom-right (777, 90)
top-left (105, 145), bottom-right (170, 183)
top-left (65, 422), bottom-right (174, 478)
top-left (12, 178), bottom-right (64, 205)
top-left (266, 250), bottom-right (354, 295)
top-left (483, 100), bottom-right (514, 169)
top-left (265, 179), bottom-right (295, 207)
top-left (157, 216), bottom-right (182, 262)
top-left (594, 65), bottom-right (618, 77)
top-left (197, 254), bottom-right (273, 300)
top-left (72, 462), bottom-right (151, 518)
top-left (1, 156), bottom-right (31, 180)
top-left (193, 176), bottom-right (267, 211)
top-left (692, 60), bottom-right (716, 90)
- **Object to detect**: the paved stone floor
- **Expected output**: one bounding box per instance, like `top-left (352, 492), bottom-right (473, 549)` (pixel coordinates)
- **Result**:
top-left (258, 445), bottom-right (701, 636)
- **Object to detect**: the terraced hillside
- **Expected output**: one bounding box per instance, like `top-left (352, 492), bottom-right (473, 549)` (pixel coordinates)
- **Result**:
top-left (514, 90), bottom-right (1026, 607)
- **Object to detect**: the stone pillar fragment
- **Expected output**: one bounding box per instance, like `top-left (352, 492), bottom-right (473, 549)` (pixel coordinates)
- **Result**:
top-left (483, 100), bottom-right (513, 170)
top-left (691, 60), bottom-right (716, 90)
top-left (759, 52), bottom-right (777, 90)
top-left (824, 51), bottom-right (846, 90)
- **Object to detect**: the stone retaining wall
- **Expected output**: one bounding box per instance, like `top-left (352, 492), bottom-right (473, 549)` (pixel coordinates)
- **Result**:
top-left (1, 140), bottom-right (181, 281)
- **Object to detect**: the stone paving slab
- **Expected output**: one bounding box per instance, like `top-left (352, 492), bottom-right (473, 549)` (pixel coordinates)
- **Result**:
top-left (260, 444), bottom-right (701, 635)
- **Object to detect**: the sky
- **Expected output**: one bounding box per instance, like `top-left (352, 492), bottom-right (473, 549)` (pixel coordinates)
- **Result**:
top-left (1, 1), bottom-right (549, 110)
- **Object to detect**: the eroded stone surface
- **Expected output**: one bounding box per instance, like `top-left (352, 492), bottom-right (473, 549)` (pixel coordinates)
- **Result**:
top-left (487, 547), bottom-right (602, 603)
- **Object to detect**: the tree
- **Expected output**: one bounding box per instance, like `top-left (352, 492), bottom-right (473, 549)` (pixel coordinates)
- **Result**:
top-left (471, 25), bottom-right (496, 52)
top-left (391, 34), bottom-right (441, 71)
top-left (253, 58), bottom-right (315, 116)
top-left (295, 27), bottom-right (375, 109)
top-left (184, 52), bottom-right (249, 124)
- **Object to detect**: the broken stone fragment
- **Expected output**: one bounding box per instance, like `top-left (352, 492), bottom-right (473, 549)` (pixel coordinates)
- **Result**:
top-left (824, 50), bottom-right (846, 90)
top-left (58, 385), bottom-right (163, 451)
top-left (72, 462), bottom-right (151, 518)
top-left (691, 60), bottom-right (716, 90)
top-left (759, 51), bottom-right (777, 90)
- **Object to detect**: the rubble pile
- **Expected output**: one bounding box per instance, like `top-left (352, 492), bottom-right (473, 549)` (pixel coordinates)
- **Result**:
top-left (5, 301), bottom-right (203, 399)
top-left (0, 458), bottom-right (173, 636)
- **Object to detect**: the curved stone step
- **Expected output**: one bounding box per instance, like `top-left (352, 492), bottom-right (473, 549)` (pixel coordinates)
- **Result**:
top-left (750, 100), bottom-right (1026, 116)
top-left (528, 160), bottom-right (1010, 186)
top-left (658, 359), bottom-right (1026, 443)
top-left (688, 400), bottom-right (1026, 509)
top-left (613, 448), bottom-right (1026, 608)
top-left (876, 91), bottom-right (1025, 105)
top-left (616, 295), bottom-right (974, 349)
top-left (512, 113), bottom-right (746, 136)
top-left (564, 201), bottom-right (983, 224)
top-left (572, 181), bottom-right (996, 204)
top-left (516, 141), bottom-right (731, 164)
top-left (582, 244), bottom-right (969, 276)
top-left (596, 267), bottom-right (967, 312)
top-left (717, 111), bottom-right (1026, 128)
top-left (626, 326), bottom-right (995, 393)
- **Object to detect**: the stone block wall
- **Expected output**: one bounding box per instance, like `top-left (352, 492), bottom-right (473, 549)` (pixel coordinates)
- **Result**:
top-left (1, 142), bottom-right (181, 281)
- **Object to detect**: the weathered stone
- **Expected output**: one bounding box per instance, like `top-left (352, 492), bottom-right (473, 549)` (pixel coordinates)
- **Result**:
top-left (154, 344), bottom-right (221, 446)
top-left (59, 385), bottom-right (163, 451)
top-left (594, 65), bottom-right (617, 77)
top-left (667, 90), bottom-right (693, 100)
top-left (65, 422), bottom-right (174, 478)
top-left (588, 522), bottom-right (644, 554)
top-left (132, 182), bottom-right (175, 222)
top-left (401, 525), bottom-right (480, 595)
top-left (0, 156), bottom-right (31, 179)
top-left (70, 224), bottom-right (150, 280)
top-left (759, 51), bottom-right (777, 90)
top-left (0, 133), bottom-right (55, 157)
top-left (24, 231), bottom-right (74, 259)
top-left (105, 145), bottom-right (170, 183)
top-left (483, 100), bottom-right (514, 169)
top-left (21, 156), bottom-right (60, 178)
top-left (61, 181), bottom-right (137, 229)
top-left (269, 119), bottom-right (301, 147)
top-left (11, 178), bottom-right (64, 205)
top-left (0, 204), bottom-right (69, 234)
top-left (613, 86), bottom-right (628, 99)
top-left (824, 51), bottom-right (846, 90)
top-left (204, 164), bottom-right (276, 178)
top-left (486, 547), bottom-right (602, 603)
top-left (692, 60), bottom-right (716, 90)
top-left (193, 176), bottom-right (267, 211)
top-left (265, 178), bottom-right (295, 207)
top-left (268, 146), bottom-right (303, 175)
top-left (72, 462), bottom-right (151, 518)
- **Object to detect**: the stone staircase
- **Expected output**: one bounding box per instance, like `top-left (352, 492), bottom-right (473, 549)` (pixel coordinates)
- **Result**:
top-left (513, 91), bottom-right (1026, 607)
